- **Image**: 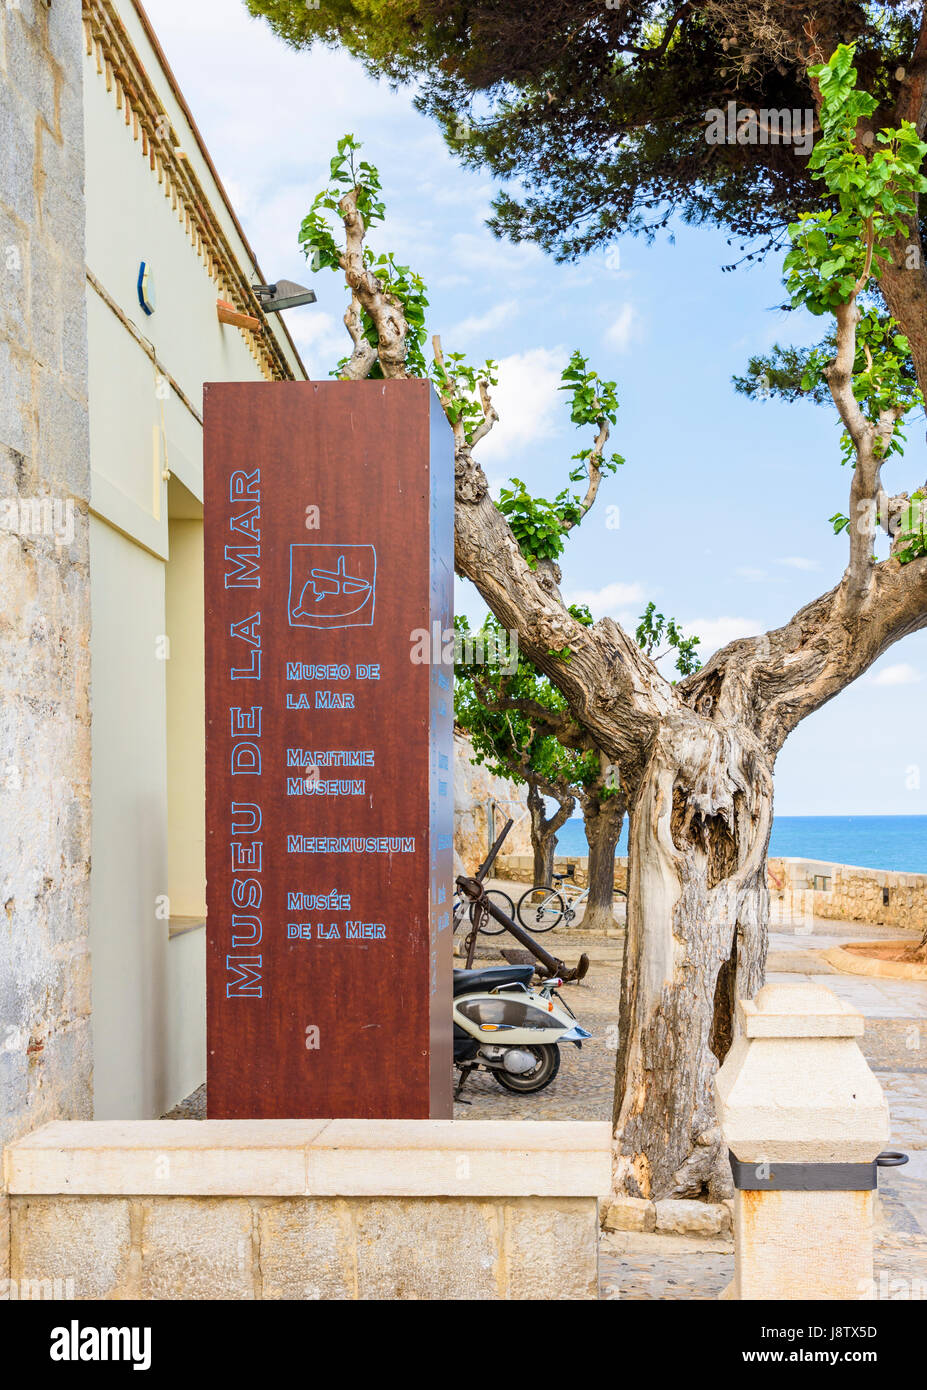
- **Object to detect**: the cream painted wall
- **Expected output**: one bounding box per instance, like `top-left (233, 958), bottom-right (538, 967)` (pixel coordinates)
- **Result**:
top-left (84, 2), bottom-right (306, 1118)
top-left (166, 926), bottom-right (206, 1110)
top-left (89, 517), bottom-right (169, 1120)
top-left (166, 514), bottom-right (206, 919)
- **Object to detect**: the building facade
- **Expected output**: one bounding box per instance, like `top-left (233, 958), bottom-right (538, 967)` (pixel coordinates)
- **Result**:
top-left (1, 0), bottom-right (308, 1177)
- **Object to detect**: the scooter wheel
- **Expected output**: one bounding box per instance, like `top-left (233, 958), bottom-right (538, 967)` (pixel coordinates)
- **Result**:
top-left (490, 1044), bottom-right (560, 1094)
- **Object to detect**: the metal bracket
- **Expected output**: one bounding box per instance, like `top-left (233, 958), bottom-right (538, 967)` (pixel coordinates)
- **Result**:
top-left (729, 1151), bottom-right (878, 1191)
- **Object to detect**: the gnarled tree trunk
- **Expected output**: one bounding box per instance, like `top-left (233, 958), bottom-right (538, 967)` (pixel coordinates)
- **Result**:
top-left (612, 714), bottom-right (773, 1200)
top-left (526, 778), bottom-right (573, 885)
top-left (579, 791), bottom-right (626, 932)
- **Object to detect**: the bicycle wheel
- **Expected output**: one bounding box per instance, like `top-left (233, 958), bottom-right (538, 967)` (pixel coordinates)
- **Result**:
top-left (469, 888), bottom-right (515, 936)
top-left (517, 885), bottom-right (565, 932)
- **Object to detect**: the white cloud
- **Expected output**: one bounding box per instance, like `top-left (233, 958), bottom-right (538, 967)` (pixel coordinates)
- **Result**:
top-left (736, 566), bottom-right (768, 582)
top-left (870, 663), bottom-right (922, 687)
top-left (475, 347), bottom-right (567, 463)
top-left (757, 307), bottom-right (831, 350)
top-left (777, 556), bottom-right (820, 571)
top-left (605, 303), bottom-right (637, 352)
top-left (285, 310), bottom-right (347, 377)
top-left (562, 581), bottom-right (648, 619)
top-left (451, 299), bottom-right (519, 343)
top-left (682, 616), bottom-right (762, 657)
top-left (447, 231), bottom-right (545, 279)
top-left (426, 180), bottom-right (494, 207)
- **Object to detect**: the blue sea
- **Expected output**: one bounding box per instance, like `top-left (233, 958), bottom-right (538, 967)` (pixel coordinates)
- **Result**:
top-left (553, 815), bottom-right (927, 874)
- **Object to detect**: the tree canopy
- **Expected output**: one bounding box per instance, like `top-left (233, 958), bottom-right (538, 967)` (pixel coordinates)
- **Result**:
top-left (249, 0), bottom-right (927, 393)
top-left (248, 0), bottom-right (927, 249)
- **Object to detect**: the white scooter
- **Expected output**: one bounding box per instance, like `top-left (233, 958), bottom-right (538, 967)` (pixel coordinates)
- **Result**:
top-left (452, 964), bottom-right (591, 1096)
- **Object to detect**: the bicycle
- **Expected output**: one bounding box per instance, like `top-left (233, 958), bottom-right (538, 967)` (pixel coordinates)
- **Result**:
top-left (516, 866), bottom-right (627, 932)
top-left (453, 886), bottom-right (516, 936)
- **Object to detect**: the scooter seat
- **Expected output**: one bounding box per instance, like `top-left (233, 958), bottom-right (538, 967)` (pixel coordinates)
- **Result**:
top-left (452, 965), bottom-right (534, 997)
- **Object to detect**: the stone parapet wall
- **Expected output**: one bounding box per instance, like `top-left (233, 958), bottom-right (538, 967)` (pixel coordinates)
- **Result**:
top-left (9, 1192), bottom-right (598, 1301)
top-left (768, 857), bottom-right (926, 934)
top-left (496, 854), bottom-right (629, 892)
top-left (496, 852), bottom-right (925, 934)
top-left (4, 1119), bottom-right (610, 1301)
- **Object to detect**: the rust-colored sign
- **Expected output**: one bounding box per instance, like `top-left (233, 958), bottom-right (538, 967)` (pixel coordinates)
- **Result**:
top-left (203, 380), bottom-right (454, 1118)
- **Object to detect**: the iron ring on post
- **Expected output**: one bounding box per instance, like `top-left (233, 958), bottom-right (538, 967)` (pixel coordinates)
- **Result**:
top-left (876, 1150), bottom-right (910, 1168)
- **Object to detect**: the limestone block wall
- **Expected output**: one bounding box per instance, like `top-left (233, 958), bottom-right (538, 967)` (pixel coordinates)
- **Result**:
top-left (4, 1119), bottom-right (610, 1300)
top-left (454, 732), bottom-right (531, 875)
top-left (768, 857), bottom-right (927, 933)
top-left (496, 854), bottom-right (629, 893)
top-left (9, 1192), bottom-right (599, 1300)
top-left (0, 0), bottom-right (93, 1281)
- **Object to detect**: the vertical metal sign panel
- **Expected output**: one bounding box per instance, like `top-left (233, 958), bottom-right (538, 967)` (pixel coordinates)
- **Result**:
top-left (203, 380), bottom-right (454, 1118)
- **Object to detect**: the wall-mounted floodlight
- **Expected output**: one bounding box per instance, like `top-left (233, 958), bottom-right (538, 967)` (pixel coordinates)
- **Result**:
top-left (253, 280), bottom-right (317, 313)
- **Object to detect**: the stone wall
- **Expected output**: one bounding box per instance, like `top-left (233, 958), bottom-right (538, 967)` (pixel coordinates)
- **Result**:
top-left (0, 0), bottom-right (93, 1280)
top-left (496, 853), bottom-right (629, 893)
top-left (768, 858), bottom-right (927, 934)
top-left (9, 1192), bottom-right (599, 1300)
top-left (5, 1119), bottom-right (610, 1300)
top-left (496, 852), bottom-right (926, 935)
top-left (454, 731), bottom-right (531, 874)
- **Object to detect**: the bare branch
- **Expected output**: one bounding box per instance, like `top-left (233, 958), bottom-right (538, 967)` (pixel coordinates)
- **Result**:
top-left (338, 185), bottom-right (407, 378)
top-left (823, 299), bottom-right (892, 599)
top-left (562, 419), bottom-right (609, 532)
top-left (470, 380), bottom-right (499, 448)
top-left (682, 554), bottom-right (927, 758)
top-left (824, 301), bottom-right (870, 448)
top-left (527, 774), bottom-right (575, 829)
top-left (454, 473), bottom-right (673, 786)
top-left (853, 217), bottom-right (875, 296)
top-left (431, 334), bottom-right (467, 448)
top-left (472, 674), bottom-right (593, 751)
top-left (339, 292), bottom-right (377, 380)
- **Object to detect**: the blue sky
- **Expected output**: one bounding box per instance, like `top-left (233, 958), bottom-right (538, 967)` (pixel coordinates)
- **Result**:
top-left (144, 0), bottom-right (927, 816)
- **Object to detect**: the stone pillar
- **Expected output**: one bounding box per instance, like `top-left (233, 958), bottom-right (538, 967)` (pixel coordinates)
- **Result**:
top-left (715, 982), bottom-right (890, 1300)
top-left (0, 0), bottom-right (93, 1290)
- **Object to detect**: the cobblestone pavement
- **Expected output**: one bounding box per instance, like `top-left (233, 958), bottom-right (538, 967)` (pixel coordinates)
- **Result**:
top-left (452, 916), bottom-right (622, 1122)
top-left (599, 1229), bottom-right (927, 1300)
top-left (165, 891), bottom-right (927, 1300)
top-left (164, 1083), bottom-right (205, 1120)
top-left (600, 1234), bottom-right (734, 1301)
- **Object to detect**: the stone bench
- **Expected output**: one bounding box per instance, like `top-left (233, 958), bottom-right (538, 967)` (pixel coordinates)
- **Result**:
top-left (3, 1119), bottom-right (611, 1300)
